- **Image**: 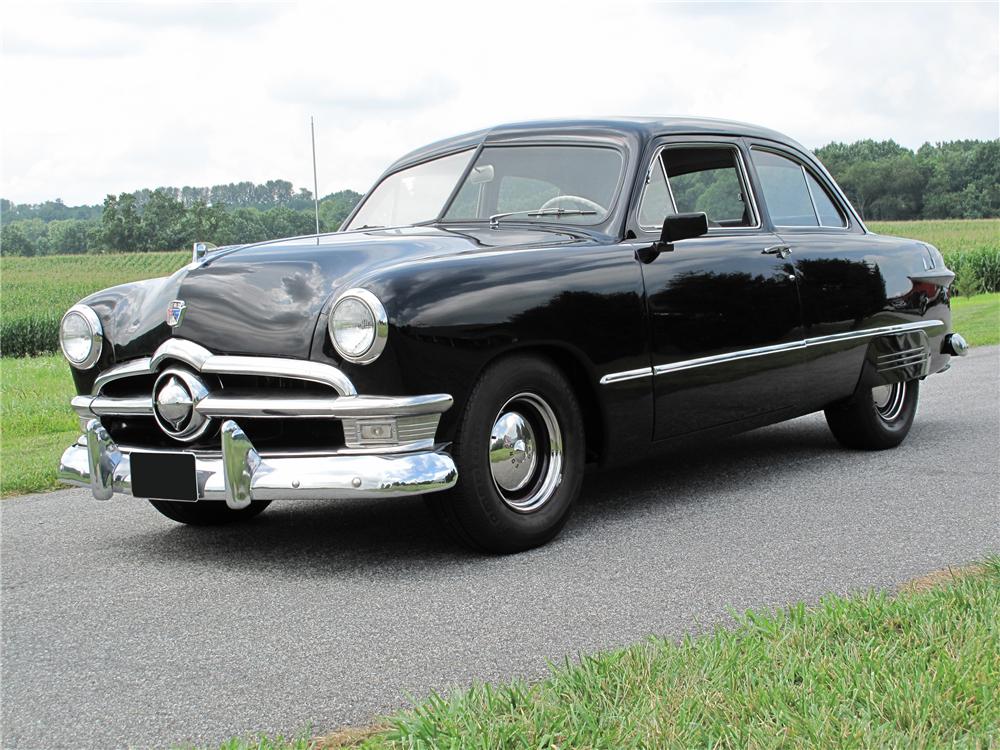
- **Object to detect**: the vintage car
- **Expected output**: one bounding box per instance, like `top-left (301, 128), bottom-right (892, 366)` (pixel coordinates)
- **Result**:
top-left (58, 117), bottom-right (968, 552)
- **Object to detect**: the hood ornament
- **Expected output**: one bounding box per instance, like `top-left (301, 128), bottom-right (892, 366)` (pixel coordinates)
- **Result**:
top-left (166, 300), bottom-right (187, 328)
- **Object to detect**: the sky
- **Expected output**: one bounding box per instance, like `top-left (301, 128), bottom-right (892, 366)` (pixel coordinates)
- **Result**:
top-left (1, 1), bottom-right (998, 206)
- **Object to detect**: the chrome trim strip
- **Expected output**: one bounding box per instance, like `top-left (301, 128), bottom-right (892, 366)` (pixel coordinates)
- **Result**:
top-left (90, 339), bottom-right (357, 397)
top-left (195, 393), bottom-right (453, 419)
top-left (598, 367), bottom-right (654, 385)
top-left (654, 339), bottom-right (803, 376)
top-left (77, 391), bottom-right (452, 422)
top-left (92, 358), bottom-right (154, 394)
top-left (200, 356), bottom-right (357, 396)
top-left (599, 320), bottom-right (944, 384)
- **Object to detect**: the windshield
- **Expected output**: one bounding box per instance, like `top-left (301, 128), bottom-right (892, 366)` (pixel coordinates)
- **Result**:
top-left (444, 145), bottom-right (623, 225)
top-left (346, 149), bottom-right (474, 230)
top-left (346, 144), bottom-right (624, 231)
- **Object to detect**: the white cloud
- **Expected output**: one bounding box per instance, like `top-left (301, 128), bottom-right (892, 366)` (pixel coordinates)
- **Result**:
top-left (1, 0), bottom-right (996, 205)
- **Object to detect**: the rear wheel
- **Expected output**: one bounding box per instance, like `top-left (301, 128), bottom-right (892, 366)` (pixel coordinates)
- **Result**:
top-left (427, 354), bottom-right (585, 553)
top-left (148, 499), bottom-right (271, 525)
top-left (824, 379), bottom-right (919, 450)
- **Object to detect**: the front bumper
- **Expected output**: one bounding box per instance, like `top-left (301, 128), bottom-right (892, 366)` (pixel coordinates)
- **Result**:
top-left (58, 419), bottom-right (458, 509)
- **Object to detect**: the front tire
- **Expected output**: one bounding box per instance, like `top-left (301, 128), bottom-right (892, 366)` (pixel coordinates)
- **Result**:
top-left (824, 379), bottom-right (919, 450)
top-left (427, 354), bottom-right (585, 553)
top-left (148, 499), bottom-right (271, 525)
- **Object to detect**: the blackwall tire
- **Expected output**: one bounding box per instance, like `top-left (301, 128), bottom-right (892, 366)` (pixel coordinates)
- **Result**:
top-left (148, 499), bottom-right (272, 525)
top-left (427, 354), bottom-right (585, 553)
top-left (824, 379), bottom-right (919, 450)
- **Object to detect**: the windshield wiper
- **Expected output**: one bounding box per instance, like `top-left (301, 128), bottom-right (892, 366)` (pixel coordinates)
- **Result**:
top-left (489, 207), bottom-right (596, 229)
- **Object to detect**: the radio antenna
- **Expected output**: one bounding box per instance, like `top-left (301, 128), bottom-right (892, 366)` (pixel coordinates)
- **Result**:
top-left (311, 116), bottom-right (321, 243)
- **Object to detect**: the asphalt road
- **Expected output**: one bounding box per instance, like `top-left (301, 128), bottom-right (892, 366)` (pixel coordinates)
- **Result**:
top-left (3, 346), bottom-right (998, 749)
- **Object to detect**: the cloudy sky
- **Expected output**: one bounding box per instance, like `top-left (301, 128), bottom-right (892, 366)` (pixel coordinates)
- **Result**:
top-left (2, 1), bottom-right (997, 205)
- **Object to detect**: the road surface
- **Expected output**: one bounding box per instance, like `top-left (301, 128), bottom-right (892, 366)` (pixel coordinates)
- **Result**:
top-left (2, 346), bottom-right (998, 748)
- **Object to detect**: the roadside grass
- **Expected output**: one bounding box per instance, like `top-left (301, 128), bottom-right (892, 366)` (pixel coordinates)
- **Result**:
top-left (204, 559), bottom-right (1000, 750)
top-left (0, 354), bottom-right (78, 496)
top-left (952, 292), bottom-right (1000, 347)
top-left (1, 293), bottom-right (996, 497)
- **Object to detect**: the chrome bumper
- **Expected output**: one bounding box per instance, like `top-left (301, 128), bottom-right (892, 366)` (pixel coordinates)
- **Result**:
top-left (58, 419), bottom-right (458, 508)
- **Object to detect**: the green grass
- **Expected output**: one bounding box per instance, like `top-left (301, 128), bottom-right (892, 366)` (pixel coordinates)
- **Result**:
top-left (0, 354), bottom-right (79, 496)
top-left (1, 250), bottom-right (189, 357)
top-left (952, 292), bottom-right (1000, 346)
top-left (205, 560), bottom-right (1000, 750)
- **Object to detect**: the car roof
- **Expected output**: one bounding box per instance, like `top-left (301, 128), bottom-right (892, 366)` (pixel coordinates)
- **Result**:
top-left (385, 116), bottom-right (807, 173)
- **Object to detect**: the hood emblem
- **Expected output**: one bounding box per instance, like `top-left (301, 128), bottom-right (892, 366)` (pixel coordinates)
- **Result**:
top-left (166, 300), bottom-right (187, 328)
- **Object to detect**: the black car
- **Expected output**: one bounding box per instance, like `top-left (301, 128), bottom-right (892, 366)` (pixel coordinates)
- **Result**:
top-left (58, 117), bottom-right (968, 552)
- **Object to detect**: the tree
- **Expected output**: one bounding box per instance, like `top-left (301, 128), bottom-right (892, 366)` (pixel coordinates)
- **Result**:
top-left (47, 219), bottom-right (94, 254)
top-left (140, 189), bottom-right (188, 250)
top-left (1, 222), bottom-right (33, 256)
top-left (99, 193), bottom-right (141, 251)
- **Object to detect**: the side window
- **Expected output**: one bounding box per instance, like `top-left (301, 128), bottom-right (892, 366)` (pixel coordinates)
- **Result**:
top-left (639, 145), bottom-right (754, 229)
top-left (752, 149), bottom-right (846, 228)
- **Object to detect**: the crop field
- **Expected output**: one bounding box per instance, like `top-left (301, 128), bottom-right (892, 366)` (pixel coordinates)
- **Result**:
top-left (1, 250), bottom-right (189, 357)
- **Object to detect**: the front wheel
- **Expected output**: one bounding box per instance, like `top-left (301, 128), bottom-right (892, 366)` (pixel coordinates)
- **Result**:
top-left (824, 379), bottom-right (919, 450)
top-left (148, 499), bottom-right (272, 525)
top-left (427, 354), bottom-right (585, 553)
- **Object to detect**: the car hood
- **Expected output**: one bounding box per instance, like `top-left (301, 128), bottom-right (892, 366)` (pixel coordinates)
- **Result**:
top-left (86, 225), bottom-right (592, 362)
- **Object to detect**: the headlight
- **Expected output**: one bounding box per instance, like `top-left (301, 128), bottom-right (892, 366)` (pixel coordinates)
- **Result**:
top-left (327, 288), bottom-right (388, 364)
top-left (59, 304), bottom-right (103, 369)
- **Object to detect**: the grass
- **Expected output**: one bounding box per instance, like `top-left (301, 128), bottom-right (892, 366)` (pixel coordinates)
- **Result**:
top-left (952, 293), bottom-right (1000, 347)
top-left (1, 295), bottom-right (996, 497)
top-left (203, 559), bottom-right (1000, 749)
top-left (0, 354), bottom-right (79, 496)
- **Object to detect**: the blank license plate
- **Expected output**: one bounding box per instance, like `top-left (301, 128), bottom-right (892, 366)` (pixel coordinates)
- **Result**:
top-left (130, 452), bottom-right (197, 501)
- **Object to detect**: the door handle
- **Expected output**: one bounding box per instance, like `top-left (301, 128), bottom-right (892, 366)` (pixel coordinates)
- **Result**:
top-left (762, 244), bottom-right (792, 259)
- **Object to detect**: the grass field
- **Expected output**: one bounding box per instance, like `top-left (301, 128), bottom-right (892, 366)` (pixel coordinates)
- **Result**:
top-left (868, 218), bottom-right (999, 256)
top-left (202, 560), bottom-right (1000, 749)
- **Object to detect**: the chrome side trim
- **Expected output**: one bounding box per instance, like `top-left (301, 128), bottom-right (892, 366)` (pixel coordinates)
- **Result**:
top-left (598, 367), bottom-right (654, 385)
top-left (654, 339), bottom-right (803, 376)
top-left (90, 339), bottom-right (357, 397)
top-left (599, 320), bottom-right (945, 384)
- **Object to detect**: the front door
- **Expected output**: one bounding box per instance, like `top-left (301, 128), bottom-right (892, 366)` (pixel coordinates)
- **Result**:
top-left (632, 139), bottom-right (806, 440)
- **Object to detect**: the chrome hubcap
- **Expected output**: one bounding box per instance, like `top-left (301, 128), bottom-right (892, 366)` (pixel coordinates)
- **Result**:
top-left (488, 392), bottom-right (563, 513)
top-left (873, 382), bottom-right (907, 422)
top-left (489, 412), bottom-right (538, 492)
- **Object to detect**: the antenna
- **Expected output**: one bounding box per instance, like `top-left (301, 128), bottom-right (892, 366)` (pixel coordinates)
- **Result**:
top-left (310, 116), bottom-right (320, 243)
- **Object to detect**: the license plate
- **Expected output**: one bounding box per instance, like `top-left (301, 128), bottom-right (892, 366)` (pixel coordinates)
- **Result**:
top-left (130, 452), bottom-right (198, 501)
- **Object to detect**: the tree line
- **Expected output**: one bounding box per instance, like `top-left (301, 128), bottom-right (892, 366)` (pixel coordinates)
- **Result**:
top-left (2, 139), bottom-right (997, 257)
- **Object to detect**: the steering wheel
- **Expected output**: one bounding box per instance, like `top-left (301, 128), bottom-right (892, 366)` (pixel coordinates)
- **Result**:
top-left (539, 194), bottom-right (607, 214)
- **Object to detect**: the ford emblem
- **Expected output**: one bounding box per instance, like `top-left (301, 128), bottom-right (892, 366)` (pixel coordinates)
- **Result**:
top-left (166, 300), bottom-right (187, 328)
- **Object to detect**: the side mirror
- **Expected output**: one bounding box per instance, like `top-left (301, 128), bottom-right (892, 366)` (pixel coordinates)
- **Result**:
top-left (635, 212), bottom-right (709, 264)
top-left (661, 212), bottom-right (709, 244)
